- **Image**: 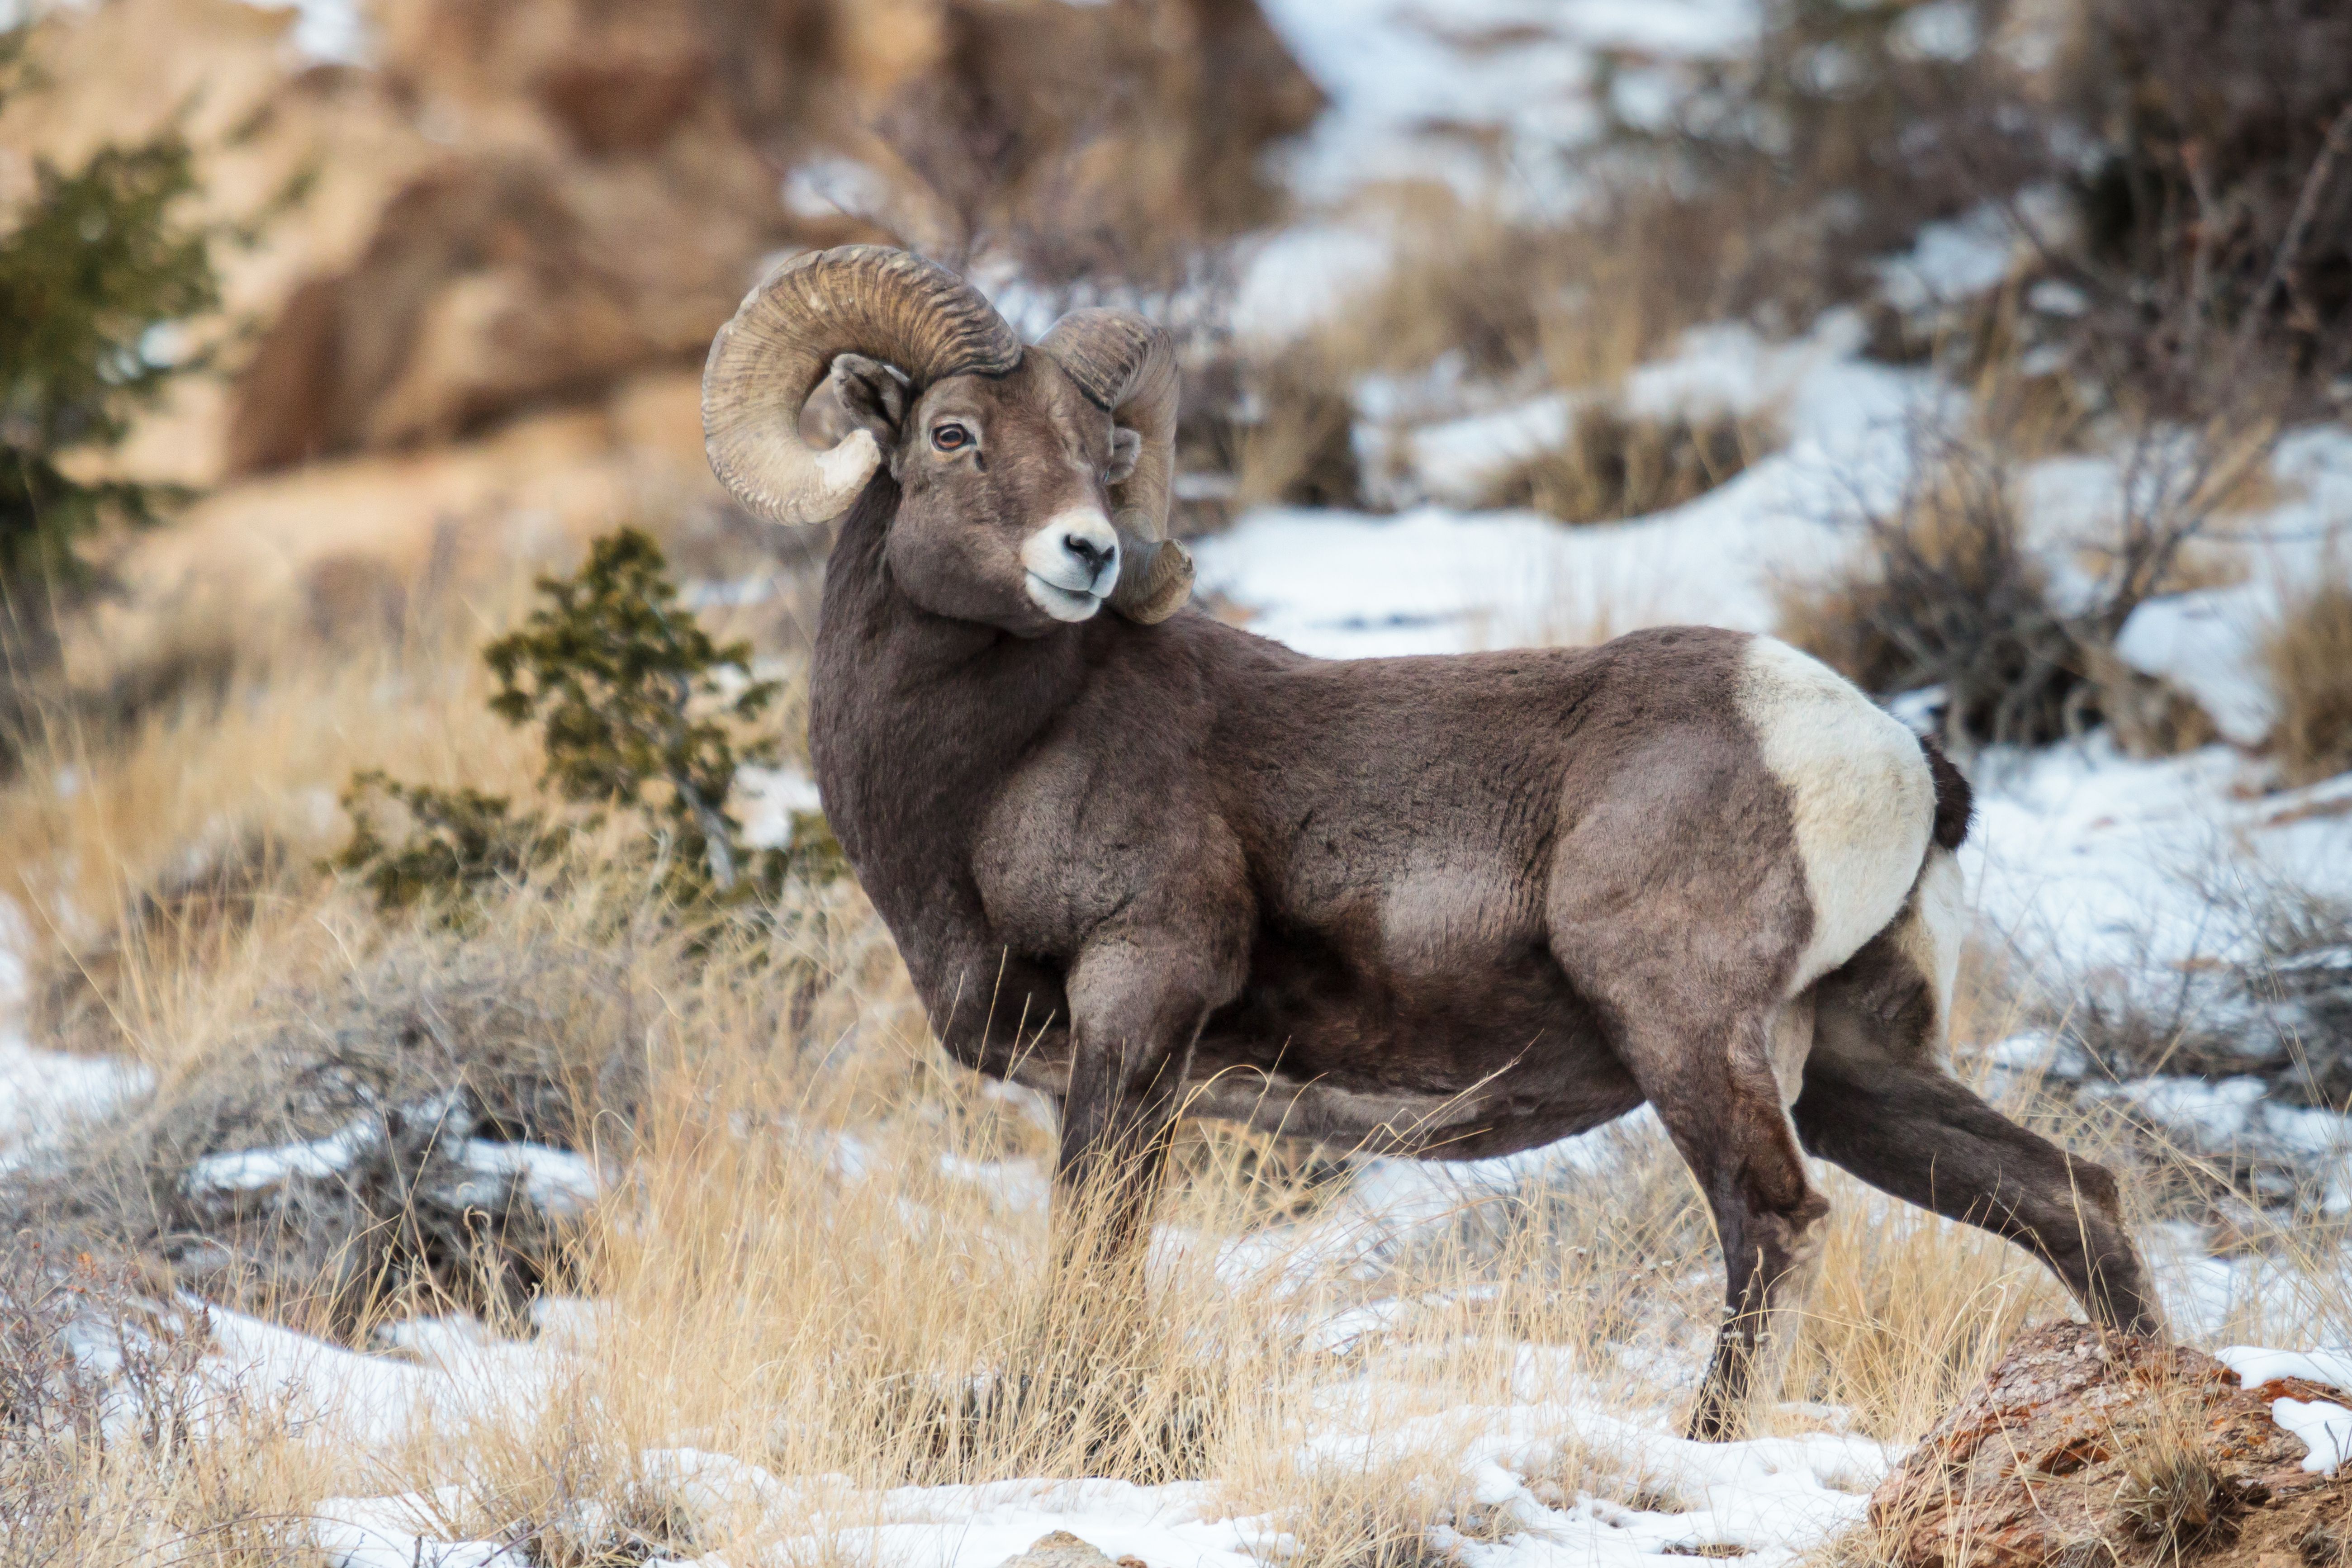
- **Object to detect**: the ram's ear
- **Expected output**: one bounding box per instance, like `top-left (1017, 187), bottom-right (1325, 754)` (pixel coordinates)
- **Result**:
top-left (832, 353), bottom-right (911, 448)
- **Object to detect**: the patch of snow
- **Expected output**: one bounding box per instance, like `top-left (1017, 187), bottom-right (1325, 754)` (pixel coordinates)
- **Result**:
top-left (238, 0), bottom-right (367, 62)
top-left (2216, 1347), bottom-right (2352, 1474)
top-left (1389, 315), bottom-right (1879, 508)
top-left (2216, 1345), bottom-right (2352, 1395)
top-left (186, 1122), bottom-right (379, 1192)
top-left (2113, 585), bottom-right (2280, 746)
top-left (2272, 1397), bottom-right (2352, 1475)
top-left (782, 156), bottom-right (895, 222)
top-left (1197, 320), bottom-right (1923, 658)
top-left (0, 909), bottom-right (153, 1170)
top-left (0, 1039), bottom-right (152, 1174)
top-left (939, 1153), bottom-right (1052, 1214)
top-left (1873, 207), bottom-right (2018, 314)
top-left (1872, 189), bottom-right (2074, 315)
top-left (734, 764), bottom-right (825, 851)
top-left (1230, 222), bottom-right (1397, 343)
top-left (1890, 1), bottom-right (1978, 62)
top-left (1961, 737), bottom-right (2352, 986)
top-left (1620, 318), bottom-right (1848, 422)
top-left (205, 1304), bottom-right (573, 1449)
top-left (1256, 0), bottom-right (1754, 212)
top-left (457, 1139), bottom-right (602, 1214)
top-left (2094, 1075), bottom-right (2271, 1143)
top-left (1405, 393), bottom-right (1578, 505)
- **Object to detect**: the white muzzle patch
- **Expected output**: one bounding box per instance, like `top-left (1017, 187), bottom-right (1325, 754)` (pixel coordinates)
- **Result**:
top-left (1020, 507), bottom-right (1121, 622)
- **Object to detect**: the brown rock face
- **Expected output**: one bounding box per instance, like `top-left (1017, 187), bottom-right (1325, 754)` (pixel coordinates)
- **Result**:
top-left (12, 0), bottom-right (1322, 494)
top-left (218, 0), bottom-right (1323, 476)
top-left (1864, 1323), bottom-right (2352, 1568)
top-left (226, 147), bottom-right (778, 470)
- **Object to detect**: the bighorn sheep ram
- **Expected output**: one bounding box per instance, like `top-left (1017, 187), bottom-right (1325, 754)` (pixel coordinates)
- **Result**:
top-left (703, 246), bottom-right (2161, 1439)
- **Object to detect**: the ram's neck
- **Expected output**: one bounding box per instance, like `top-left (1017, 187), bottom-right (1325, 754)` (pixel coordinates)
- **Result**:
top-left (806, 479), bottom-right (1086, 949)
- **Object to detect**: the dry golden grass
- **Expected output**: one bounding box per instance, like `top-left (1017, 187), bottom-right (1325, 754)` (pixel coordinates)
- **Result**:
top-left (1320, 195), bottom-right (1558, 380)
top-left (2263, 566), bottom-right (2352, 789)
top-left (6, 538), bottom-right (2350, 1568)
top-left (1233, 351), bottom-right (1364, 512)
top-left (1477, 406), bottom-right (1777, 526)
top-left (1317, 185), bottom-right (1721, 394)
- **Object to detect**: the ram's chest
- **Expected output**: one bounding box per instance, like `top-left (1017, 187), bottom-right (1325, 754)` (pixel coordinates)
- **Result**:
top-left (969, 761), bottom-right (1149, 956)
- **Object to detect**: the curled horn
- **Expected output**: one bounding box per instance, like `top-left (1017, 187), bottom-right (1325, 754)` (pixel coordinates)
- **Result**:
top-left (703, 245), bottom-right (1021, 526)
top-left (1037, 308), bottom-right (1194, 625)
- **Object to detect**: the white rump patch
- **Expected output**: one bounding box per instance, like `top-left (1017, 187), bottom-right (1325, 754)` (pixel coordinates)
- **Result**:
top-left (1738, 636), bottom-right (1936, 991)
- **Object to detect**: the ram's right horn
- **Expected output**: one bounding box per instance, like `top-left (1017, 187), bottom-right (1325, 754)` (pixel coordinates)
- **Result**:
top-left (702, 246), bottom-right (1021, 526)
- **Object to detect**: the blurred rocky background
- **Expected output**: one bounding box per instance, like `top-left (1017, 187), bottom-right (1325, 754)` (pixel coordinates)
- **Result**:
top-left (0, 0), bottom-right (1319, 695)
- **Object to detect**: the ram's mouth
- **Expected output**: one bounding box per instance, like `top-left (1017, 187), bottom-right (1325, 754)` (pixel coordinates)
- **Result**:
top-left (1024, 573), bottom-right (1103, 622)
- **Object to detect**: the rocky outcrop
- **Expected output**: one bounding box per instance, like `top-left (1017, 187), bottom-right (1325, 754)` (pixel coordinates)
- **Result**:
top-left (1865, 1323), bottom-right (2352, 1568)
top-left (6, 0), bottom-right (1322, 485)
top-left (214, 0), bottom-right (1318, 475)
top-left (996, 1532), bottom-right (1148, 1568)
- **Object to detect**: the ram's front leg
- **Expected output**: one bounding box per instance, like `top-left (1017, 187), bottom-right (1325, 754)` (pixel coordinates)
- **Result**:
top-left (1052, 934), bottom-right (1222, 1271)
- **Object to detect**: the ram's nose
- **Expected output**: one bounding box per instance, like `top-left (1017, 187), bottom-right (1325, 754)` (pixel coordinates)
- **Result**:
top-left (1023, 507), bottom-right (1124, 597)
top-left (1063, 529), bottom-right (1117, 583)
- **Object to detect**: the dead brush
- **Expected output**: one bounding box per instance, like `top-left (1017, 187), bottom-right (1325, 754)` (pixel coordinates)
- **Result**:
top-left (1478, 405), bottom-right (1775, 525)
top-left (1775, 433), bottom-right (2093, 748)
top-left (527, 1033), bottom-right (1309, 1497)
top-left (1786, 1170), bottom-right (2069, 1444)
top-left (423, 1393), bottom-right (704, 1568)
top-left (845, 1138), bottom-right (1253, 1487)
top-left (1313, 184), bottom-right (1723, 423)
top-left (1167, 1120), bottom-right (1352, 1226)
top-left (862, 1313), bottom-right (1226, 1487)
top-left (1323, 201), bottom-right (1559, 379)
top-left (1233, 350), bottom-right (1363, 512)
top-left (0, 1244), bottom-right (329, 1568)
top-left (2262, 566), bottom-right (2352, 789)
top-left (1254, 1452), bottom-right (1516, 1568)
top-left (3, 877), bottom-right (672, 1340)
top-left (2114, 1378), bottom-right (2255, 1559)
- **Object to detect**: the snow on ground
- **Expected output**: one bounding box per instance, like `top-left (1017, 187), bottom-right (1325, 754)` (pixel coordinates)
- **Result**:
top-left (0, 899), bottom-right (152, 1173)
top-left (0, 1035), bottom-right (150, 1175)
top-left (1962, 738), bottom-right (2352, 982)
top-left (1257, 0), bottom-right (1756, 213)
top-left (2217, 1347), bottom-right (2352, 1475)
top-left (1196, 313), bottom-right (1921, 656)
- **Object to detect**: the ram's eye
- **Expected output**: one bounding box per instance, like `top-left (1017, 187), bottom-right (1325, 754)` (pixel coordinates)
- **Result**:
top-left (931, 423), bottom-right (973, 453)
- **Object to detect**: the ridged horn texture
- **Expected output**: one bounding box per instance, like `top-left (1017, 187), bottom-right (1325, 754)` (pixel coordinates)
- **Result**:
top-left (1038, 308), bottom-right (1194, 624)
top-left (703, 245), bottom-right (1021, 526)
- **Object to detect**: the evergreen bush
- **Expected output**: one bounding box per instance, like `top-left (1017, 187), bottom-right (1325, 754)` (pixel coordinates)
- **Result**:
top-left (335, 528), bottom-right (842, 917)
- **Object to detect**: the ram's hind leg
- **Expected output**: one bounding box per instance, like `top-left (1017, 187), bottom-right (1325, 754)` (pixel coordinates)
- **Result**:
top-left (1660, 1008), bottom-right (1830, 1441)
top-left (1578, 981), bottom-right (1830, 1441)
top-left (1795, 863), bottom-right (2162, 1335)
top-left (1792, 1057), bottom-right (2162, 1335)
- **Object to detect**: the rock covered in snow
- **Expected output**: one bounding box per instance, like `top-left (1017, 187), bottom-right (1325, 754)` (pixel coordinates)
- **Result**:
top-left (996, 1531), bottom-right (1147, 1568)
top-left (1865, 1322), bottom-right (2352, 1568)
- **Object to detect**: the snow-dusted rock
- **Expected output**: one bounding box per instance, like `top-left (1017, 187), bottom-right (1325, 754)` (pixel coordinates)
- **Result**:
top-left (1866, 1322), bottom-right (2351, 1567)
top-left (996, 1530), bottom-right (1143, 1568)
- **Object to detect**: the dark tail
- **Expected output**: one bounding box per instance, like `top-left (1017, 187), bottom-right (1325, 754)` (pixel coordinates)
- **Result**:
top-left (1918, 734), bottom-right (1973, 851)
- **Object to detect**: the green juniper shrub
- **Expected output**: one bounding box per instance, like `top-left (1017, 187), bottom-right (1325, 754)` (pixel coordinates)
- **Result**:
top-left (0, 72), bottom-right (218, 607)
top-left (336, 528), bottom-right (844, 919)
top-left (332, 772), bottom-right (568, 918)
top-left (483, 527), bottom-right (782, 900)
top-left (0, 32), bottom-right (317, 778)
